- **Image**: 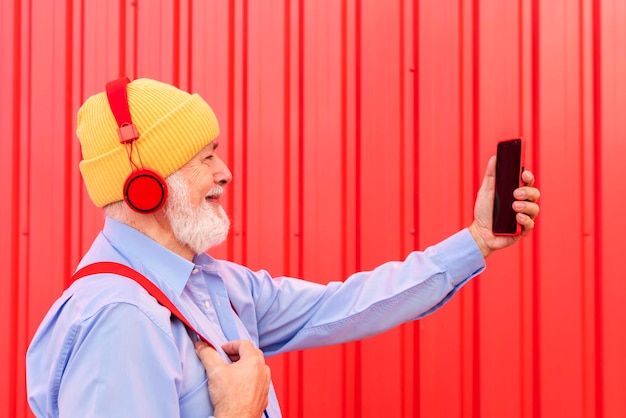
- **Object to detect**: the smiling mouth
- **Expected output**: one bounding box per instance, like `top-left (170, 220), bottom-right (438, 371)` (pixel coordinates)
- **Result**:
top-left (205, 186), bottom-right (224, 202)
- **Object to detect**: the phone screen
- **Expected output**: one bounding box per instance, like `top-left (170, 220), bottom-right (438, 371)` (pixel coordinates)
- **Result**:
top-left (493, 139), bottom-right (523, 235)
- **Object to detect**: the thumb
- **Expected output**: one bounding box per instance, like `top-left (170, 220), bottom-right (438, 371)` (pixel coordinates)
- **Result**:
top-left (479, 155), bottom-right (497, 194)
top-left (195, 341), bottom-right (226, 370)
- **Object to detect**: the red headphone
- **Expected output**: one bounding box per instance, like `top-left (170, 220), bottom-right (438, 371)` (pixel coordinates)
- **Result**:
top-left (105, 77), bottom-right (168, 214)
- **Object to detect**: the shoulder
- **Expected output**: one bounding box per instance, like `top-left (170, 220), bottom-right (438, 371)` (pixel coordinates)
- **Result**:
top-left (213, 259), bottom-right (278, 291)
top-left (67, 273), bottom-right (172, 330)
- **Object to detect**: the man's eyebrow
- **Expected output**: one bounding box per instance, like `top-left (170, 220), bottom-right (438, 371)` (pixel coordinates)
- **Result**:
top-left (212, 141), bottom-right (219, 150)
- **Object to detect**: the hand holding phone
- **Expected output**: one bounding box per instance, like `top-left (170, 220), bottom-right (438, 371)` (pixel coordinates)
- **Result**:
top-left (492, 139), bottom-right (524, 236)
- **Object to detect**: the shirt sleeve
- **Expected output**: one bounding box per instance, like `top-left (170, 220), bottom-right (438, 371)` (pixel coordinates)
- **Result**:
top-left (55, 302), bottom-right (186, 417)
top-left (234, 228), bottom-right (485, 355)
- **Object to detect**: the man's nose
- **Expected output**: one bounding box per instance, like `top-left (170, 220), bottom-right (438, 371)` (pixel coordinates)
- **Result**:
top-left (214, 156), bottom-right (233, 185)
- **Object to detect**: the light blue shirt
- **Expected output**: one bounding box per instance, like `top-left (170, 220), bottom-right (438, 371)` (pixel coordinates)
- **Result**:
top-left (26, 217), bottom-right (485, 417)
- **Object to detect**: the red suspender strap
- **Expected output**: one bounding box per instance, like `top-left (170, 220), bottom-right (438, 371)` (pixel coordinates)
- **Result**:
top-left (71, 261), bottom-right (215, 349)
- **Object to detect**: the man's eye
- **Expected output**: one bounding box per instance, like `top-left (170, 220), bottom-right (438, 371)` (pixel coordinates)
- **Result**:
top-left (205, 155), bottom-right (214, 160)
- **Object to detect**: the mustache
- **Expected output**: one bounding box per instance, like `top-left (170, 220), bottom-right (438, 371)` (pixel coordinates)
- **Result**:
top-left (206, 185), bottom-right (224, 198)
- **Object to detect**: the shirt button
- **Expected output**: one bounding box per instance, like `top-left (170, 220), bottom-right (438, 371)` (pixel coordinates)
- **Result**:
top-left (192, 268), bottom-right (199, 274)
top-left (204, 300), bottom-right (211, 308)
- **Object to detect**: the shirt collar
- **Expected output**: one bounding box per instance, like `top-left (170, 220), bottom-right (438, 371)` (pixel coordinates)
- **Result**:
top-left (193, 251), bottom-right (219, 271)
top-left (102, 217), bottom-right (195, 296)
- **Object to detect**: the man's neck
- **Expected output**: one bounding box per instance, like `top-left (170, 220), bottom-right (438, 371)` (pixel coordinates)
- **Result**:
top-left (109, 208), bottom-right (195, 261)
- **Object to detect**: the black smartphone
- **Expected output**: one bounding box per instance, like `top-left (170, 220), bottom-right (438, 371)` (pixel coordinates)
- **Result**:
top-left (492, 138), bottom-right (523, 236)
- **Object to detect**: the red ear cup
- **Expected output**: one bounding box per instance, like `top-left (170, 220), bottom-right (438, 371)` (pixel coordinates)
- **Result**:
top-left (123, 168), bottom-right (169, 214)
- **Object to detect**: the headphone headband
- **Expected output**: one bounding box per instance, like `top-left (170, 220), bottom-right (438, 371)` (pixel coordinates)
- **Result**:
top-left (106, 77), bottom-right (139, 143)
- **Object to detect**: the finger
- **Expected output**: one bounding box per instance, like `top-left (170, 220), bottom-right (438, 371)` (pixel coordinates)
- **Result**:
top-left (514, 186), bottom-right (540, 203)
top-left (512, 201), bottom-right (540, 219)
top-left (521, 170), bottom-right (535, 186)
top-left (517, 212), bottom-right (535, 235)
top-left (525, 186), bottom-right (540, 202)
top-left (221, 340), bottom-right (257, 357)
top-left (195, 341), bottom-right (226, 369)
top-left (221, 340), bottom-right (262, 363)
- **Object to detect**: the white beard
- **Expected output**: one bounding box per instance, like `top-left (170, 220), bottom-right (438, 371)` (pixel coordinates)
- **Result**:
top-left (164, 172), bottom-right (231, 254)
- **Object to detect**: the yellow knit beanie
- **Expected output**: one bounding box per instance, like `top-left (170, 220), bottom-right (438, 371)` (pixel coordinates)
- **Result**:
top-left (77, 78), bottom-right (220, 207)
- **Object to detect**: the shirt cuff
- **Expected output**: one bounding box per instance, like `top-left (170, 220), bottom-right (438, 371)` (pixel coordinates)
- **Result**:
top-left (427, 228), bottom-right (486, 286)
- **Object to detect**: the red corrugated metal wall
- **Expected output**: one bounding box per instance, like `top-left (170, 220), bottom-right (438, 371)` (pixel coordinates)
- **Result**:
top-left (1, 0), bottom-right (625, 417)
